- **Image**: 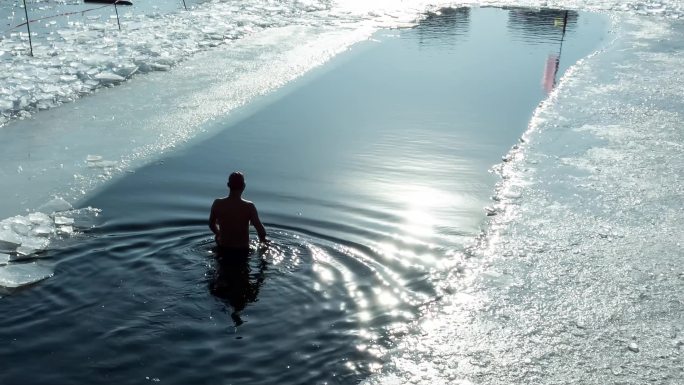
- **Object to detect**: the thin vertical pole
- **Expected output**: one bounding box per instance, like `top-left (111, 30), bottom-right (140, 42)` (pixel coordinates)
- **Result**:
top-left (114, 2), bottom-right (121, 31)
top-left (552, 11), bottom-right (570, 88)
top-left (22, 0), bottom-right (33, 56)
top-left (557, 11), bottom-right (568, 61)
top-left (182, 0), bottom-right (188, 10)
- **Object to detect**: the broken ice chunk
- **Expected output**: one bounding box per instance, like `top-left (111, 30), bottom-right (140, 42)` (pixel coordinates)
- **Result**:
top-left (59, 75), bottom-right (78, 82)
top-left (150, 63), bottom-right (170, 71)
top-left (0, 253), bottom-right (10, 266)
top-left (28, 212), bottom-right (52, 225)
top-left (54, 216), bottom-right (75, 226)
top-left (32, 225), bottom-right (53, 237)
top-left (113, 63), bottom-right (138, 78)
top-left (14, 237), bottom-right (49, 258)
top-left (89, 23), bottom-right (107, 31)
top-left (0, 236), bottom-right (21, 254)
top-left (10, 216), bottom-right (31, 227)
top-left (10, 222), bottom-right (30, 236)
top-left (94, 72), bottom-right (125, 83)
top-left (57, 225), bottom-right (73, 235)
top-left (502, 190), bottom-right (522, 199)
top-left (0, 98), bottom-right (14, 111)
top-left (0, 262), bottom-right (53, 290)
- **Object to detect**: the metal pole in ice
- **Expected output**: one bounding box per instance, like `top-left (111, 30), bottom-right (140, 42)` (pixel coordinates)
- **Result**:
top-left (22, 0), bottom-right (33, 56)
top-left (114, 1), bottom-right (121, 31)
top-left (182, 0), bottom-right (188, 11)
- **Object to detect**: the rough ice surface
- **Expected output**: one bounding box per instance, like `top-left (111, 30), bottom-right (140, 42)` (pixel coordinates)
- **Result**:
top-left (0, 203), bottom-right (99, 289)
top-left (0, 0), bottom-right (416, 125)
top-left (54, 216), bottom-right (74, 226)
top-left (0, 262), bottom-right (53, 291)
top-left (363, 3), bottom-right (684, 385)
top-left (0, 203), bottom-right (100, 262)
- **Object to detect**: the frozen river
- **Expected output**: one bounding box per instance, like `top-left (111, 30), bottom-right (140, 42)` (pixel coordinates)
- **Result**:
top-left (1, 1), bottom-right (682, 384)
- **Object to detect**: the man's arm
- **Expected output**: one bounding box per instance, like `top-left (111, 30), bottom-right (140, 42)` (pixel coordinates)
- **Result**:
top-left (209, 200), bottom-right (219, 237)
top-left (249, 203), bottom-right (267, 243)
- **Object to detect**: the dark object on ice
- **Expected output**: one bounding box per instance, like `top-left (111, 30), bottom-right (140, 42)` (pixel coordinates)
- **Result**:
top-left (84, 0), bottom-right (133, 5)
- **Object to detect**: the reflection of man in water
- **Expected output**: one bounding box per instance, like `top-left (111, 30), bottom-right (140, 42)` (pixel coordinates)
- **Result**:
top-left (210, 251), bottom-right (267, 326)
top-left (209, 171), bottom-right (268, 251)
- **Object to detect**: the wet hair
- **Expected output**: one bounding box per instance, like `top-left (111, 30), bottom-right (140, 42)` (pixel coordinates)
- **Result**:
top-left (228, 171), bottom-right (246, 190)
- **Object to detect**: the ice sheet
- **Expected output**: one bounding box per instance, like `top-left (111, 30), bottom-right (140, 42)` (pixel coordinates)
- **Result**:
top-left (1, 0), bottom-right (682, 379)
top-left (0, 262), bottom-right (53, 290)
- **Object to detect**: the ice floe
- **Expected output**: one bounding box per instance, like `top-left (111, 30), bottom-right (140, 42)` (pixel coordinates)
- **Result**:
top-left (0, 262), bottom-right (53, 291)
top-left (0, 195), bottom-right (99, 291)
top-left (0, 196), bottom-right (99, 262)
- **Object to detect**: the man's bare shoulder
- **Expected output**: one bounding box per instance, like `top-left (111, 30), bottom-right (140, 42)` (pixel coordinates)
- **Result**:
top-left (212, 197), bottom-right (236, 210)
top-left (212, 197), bottom-right (228, 206)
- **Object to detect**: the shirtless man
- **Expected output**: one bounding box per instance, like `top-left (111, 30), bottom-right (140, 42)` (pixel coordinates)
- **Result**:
top-left (209, 171), bottom-right (267, 252)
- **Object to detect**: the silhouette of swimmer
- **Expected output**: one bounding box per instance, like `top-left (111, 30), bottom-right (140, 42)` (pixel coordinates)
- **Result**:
top-left (209, 248), bottom-right (268, 326)
top-left (209, 171), bottom-right (268, 251)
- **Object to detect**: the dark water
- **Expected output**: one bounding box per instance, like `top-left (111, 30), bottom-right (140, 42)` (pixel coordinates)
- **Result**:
top-left (0, 7), bottom-right (607, 385)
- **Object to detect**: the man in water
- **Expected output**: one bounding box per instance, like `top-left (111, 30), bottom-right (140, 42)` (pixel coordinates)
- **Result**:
top-left (209, 171), bottom-right (268, 252)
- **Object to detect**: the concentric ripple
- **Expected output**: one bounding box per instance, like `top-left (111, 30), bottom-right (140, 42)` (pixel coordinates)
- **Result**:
top-left (0, 214), bottom-right (438, 384)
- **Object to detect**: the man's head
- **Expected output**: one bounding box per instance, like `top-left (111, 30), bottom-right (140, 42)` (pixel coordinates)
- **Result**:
top-left (227, 171), bottom-right (246, 192)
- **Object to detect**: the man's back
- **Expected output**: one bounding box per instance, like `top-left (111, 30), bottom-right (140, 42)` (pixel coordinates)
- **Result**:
top-left (209, 171), bottom-right (267, 250)
top-left (211, 197), bottom-right (253, 249)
